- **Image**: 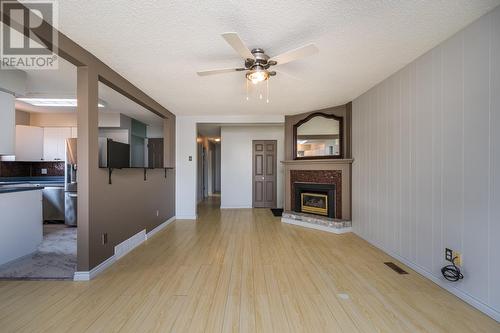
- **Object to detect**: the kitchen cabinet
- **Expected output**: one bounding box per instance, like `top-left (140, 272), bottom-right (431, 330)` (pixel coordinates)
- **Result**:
top-left (0, 91), bottom-right (15, 155)
top-left (0, 189), bottom-right (43, 266)
top-left (15, 125), bottom-right (44, 161)
top-left (43, 127), bottom-right (72, 161)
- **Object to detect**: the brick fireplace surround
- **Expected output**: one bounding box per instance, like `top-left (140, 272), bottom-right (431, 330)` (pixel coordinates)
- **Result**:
top-left (290, 169), bottom-right (342, 219)
top-left (282, 159), bottom-right (352, 221)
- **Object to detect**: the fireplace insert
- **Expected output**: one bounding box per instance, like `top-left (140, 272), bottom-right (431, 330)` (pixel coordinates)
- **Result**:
top-left (293, 182), bottom-right (336, 218)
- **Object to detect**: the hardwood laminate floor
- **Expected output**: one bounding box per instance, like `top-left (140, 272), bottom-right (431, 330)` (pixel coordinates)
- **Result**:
top-left (0, 197), bottom-right (498, 332)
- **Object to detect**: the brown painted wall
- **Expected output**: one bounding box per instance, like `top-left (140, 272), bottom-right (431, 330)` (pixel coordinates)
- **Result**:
top-left (29, 112), bottom-right (77, 127)
top-left (89, 169), bottom-right (175, 268)
top-left (15, 110), bottom-right (30, 125)
top-left (284, 103), bottom-right (352, 160)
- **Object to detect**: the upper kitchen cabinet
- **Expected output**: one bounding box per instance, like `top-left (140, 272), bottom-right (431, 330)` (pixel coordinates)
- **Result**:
top-left (15, 125), bottom-right (44, 161)
top-left (0, 91), bottom-right (15, 155)
top-left (43, 127), bottom-right (72, 161)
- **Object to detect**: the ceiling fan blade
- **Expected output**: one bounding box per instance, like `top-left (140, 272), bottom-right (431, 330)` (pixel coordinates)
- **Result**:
top-left (271, 44), bottom-right (318, 66)
top-left (274, 70), bottom-right (302, 81)
top-left (197, 68), bottom-right (246, 76)
top-left (221, 32), bottom-right (254, 59)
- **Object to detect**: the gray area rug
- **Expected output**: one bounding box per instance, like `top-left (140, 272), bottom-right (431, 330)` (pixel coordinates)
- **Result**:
top-left (0, 224), bottom-right (77, 280)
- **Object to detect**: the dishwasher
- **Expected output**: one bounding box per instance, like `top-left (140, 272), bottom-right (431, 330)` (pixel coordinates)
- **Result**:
top-left (42, 186), bottom-right (65, 221)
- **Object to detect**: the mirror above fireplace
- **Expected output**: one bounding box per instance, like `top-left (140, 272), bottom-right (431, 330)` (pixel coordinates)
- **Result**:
top-left (293, 112), bottom-right (343, 159)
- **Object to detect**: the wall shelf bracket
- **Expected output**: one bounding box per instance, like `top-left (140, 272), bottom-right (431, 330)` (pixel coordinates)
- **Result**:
top-left (108, 168), bottom-right (113, 185)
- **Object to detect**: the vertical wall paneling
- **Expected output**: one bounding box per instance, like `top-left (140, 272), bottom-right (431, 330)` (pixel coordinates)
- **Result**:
top-left (488, 6), bottom-right (500, 309)
top-left (431, 46), bottom-right (444, 274)
top-left (462, 14), bottom-right (491, 303)
top-left (490, 6), bottom-right (500, 311)
top-left (416, 51), bottom-right (433, 271)
top-left (352, 6), bottom-right (500, 319)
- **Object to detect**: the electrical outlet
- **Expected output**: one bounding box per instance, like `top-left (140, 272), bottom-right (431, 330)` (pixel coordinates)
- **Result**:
top-left (452, 251), bottom-right (462, 266)
top-left (41, 168), bottom-right (47, 175)
top-left (445, 248), bottom-right (453, 262)
top-left (102, 233), bottom-right (108, 245)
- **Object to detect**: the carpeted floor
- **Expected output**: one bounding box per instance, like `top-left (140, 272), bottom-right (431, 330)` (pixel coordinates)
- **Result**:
top-left (0, 224), bottom-right (77, 280)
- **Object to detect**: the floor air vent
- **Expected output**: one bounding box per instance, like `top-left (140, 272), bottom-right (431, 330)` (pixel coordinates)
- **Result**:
top-left (384, 262), bottom-right (408, 274)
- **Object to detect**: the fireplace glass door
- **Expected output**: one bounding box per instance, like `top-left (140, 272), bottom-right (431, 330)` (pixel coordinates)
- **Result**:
top-left (301, 192), bottom-right (328, 216)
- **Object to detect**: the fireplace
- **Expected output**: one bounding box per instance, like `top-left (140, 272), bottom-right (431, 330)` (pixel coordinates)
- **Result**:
top-left (301, 192), bottom-right (328, 216)
top-left (293, 182), bottom-right (336, 218)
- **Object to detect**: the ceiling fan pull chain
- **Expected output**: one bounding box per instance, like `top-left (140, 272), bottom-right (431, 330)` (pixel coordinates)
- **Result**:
top-left (246, 79), bottom-right (249, 101)
top-left (266, 79), bottom-right (270, 103)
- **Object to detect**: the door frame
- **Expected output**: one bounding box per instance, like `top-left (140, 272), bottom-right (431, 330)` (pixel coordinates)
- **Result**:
top-left (252, 140), bottom-right (278, 208)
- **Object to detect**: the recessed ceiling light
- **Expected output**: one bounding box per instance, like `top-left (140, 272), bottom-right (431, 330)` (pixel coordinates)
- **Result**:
top-left (17, 98), bottom-right (105, 108)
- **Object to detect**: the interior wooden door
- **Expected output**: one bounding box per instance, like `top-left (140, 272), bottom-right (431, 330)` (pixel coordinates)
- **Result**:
top-left (253, 140), bottom-right (277, 208)
top-left (147, 138), bottom-right (164, 168)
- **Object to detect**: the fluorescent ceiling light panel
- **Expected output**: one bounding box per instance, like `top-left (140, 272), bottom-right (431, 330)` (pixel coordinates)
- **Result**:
top-left (17, 98), bottom-right (105, 108)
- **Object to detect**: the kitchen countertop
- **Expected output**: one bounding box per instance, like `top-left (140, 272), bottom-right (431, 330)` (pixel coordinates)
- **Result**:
top-left (0, 176), bottom-right (64, 189)
top-left (0, 177), bottom-right (65, 194)
top-left (0, 184), bottom-right (45, 194)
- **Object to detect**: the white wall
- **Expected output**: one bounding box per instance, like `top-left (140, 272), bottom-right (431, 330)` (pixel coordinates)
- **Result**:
top-left (221, 125), bottom-right (285, 209)
top-left (176, 115), bottom-right (284, 219)
top-left (352, 7), bottom-right (500, 321)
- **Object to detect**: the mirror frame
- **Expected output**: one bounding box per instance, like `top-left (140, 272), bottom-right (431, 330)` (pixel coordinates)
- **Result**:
top-left (293, 112), bottom-right (344, 160)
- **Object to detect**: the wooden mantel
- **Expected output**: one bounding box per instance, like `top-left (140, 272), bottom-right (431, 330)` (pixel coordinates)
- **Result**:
top-left (281, 159), bottom-right (352, 220)
top-left (281, 159), bottom-right (354, 165)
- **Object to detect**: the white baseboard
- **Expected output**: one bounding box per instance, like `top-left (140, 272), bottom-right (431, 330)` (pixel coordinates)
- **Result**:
top-left (176, 215), bottom-right (198, 220)
top-left (146, 216), bottom-right (176, 239)
top-left (282, 217), bottom-right (352, 234)
top-left (115, 229), bottom-right (147, 260)
top-left (73, 217), bottom-right (176, 281)
top-left (355, 232), bottom-right (500, 323)
top-left (73, 255), bottom-right (115, 281)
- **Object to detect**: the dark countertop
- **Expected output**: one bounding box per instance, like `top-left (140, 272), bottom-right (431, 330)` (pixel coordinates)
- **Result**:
top-left (0, 176), bottom-right (64, 188)
top-left (0, 176), bottom-right (64, 194)
top-left (0, 176), bottom-right (64, 183)
top-left (0, 184), bottom-right (45, 194)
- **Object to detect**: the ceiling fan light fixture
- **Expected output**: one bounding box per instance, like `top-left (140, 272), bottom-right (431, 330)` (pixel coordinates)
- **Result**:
top-left (246, 66), bottom-right (269, 84)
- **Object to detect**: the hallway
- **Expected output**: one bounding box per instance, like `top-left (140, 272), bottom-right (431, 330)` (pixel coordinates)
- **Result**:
top-left (0, 198), bottom-right (498, 332)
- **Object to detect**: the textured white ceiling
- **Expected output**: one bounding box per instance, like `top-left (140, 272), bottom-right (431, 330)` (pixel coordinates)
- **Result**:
top-left (57, 0), bottom-right (499, 116)
top-left (15, 58), bottom-right (163, 127)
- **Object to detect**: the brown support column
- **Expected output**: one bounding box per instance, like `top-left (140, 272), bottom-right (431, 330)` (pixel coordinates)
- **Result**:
top-left (163, 116), bottom-right (176, 168)
top-left (76, 66), bottom-right (99, 271)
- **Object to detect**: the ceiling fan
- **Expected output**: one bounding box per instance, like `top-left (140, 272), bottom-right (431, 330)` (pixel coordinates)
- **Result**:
top-left (197, 32), bottom-right (318, 84)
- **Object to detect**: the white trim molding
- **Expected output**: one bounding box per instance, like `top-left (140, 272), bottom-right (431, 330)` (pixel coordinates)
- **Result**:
top-left (114, 229), bottom-right (147, 260)
top-left (356, 233), bottom-right (500, 323)
top-left (73, 216), bottom-right (176, 281)
top-left (73, 255), bottom-right (115, 281)
top-left (176, 215), bottom-right (198, 220)
top-left (146, 216), bottom-right (176, 239)
top-left (282, 217), bottom-right (352, 234)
